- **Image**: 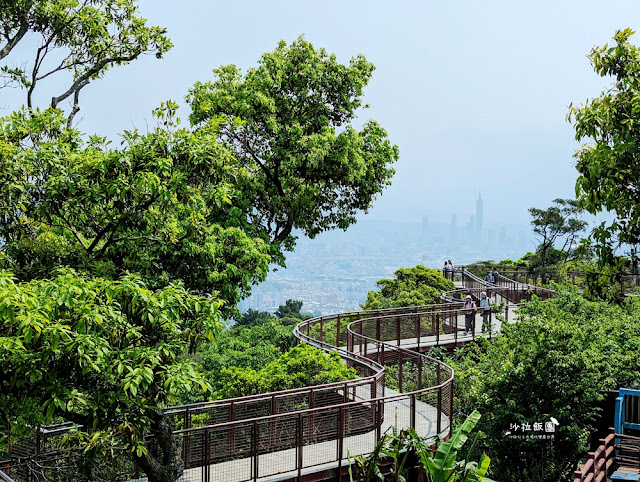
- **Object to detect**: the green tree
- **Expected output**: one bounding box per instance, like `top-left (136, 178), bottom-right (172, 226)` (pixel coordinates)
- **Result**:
top-left (0, 0), bottom-right (172, 125)
top-left (213, 344), bottom-right (357, 399)
top-left (362, 265), bottom-right (455, 310)
top-left (528, 198), bottom-right (586, 282)
top-left (0, 105), bottom-right (272, 317)
top-left (187, 36), bottom-right (398, 262)
top-left (0, 270), bottom-right (220, 482)
top-left (236, 308), bottom-right (275, 327)
top-left (570, 29), bottom-right (640, 265)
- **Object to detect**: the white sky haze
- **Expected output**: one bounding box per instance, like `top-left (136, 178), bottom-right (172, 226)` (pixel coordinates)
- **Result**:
top-left (3, 0), bottom-right (640, 228)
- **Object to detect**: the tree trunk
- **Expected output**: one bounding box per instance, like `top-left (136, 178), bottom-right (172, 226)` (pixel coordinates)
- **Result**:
top-left (134, 412), bottom-right (183, 482)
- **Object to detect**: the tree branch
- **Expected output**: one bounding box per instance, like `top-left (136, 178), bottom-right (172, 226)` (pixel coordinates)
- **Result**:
top-left (51, 52), bottom-right (140, 110)
top-left (53, 206), bottom-right (88, 250)
top-left (0, 22), bottom-right (28, 61)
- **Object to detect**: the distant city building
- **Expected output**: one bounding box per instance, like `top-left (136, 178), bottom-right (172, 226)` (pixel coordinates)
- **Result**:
top-left (476, 193), bottom-right (483, 240)
top-left (450, 214), bottom-right (457, 241)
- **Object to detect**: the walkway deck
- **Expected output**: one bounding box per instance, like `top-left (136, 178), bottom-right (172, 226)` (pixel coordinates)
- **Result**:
top-left (148, 389), bottom-right (445, 482)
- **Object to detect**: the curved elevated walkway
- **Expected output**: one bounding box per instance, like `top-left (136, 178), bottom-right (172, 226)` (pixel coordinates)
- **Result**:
top-left (3, 265), bottom-right (554, 482)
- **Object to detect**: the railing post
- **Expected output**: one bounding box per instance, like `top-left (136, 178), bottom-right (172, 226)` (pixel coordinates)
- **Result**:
top-left (252, 421), bottom-right (259, 482)
top-left (398, 350), bottom-right (403, 393)
top-left (376, 399), bottom-right (382, 441)
top-left (396, 317), bottom-right (401, 347)
top-left (229, 401), bottom-right (236, 456)
top-left (410, 394), bottom-right (416, 429)
top-left (297, 414), bottom-right (303, 480)
top-left (336, 315), bottom-right (341, 347)
top-left (269, 394), bottom-right (277, 449)
top-left (418, 357), bottom-right (423, 390)
top-left (337, 406), bottom-right (344, 472)
top-left (204, 429), bottom-right (211, 482)
top-left (437, 387), bottom-right (442, 434)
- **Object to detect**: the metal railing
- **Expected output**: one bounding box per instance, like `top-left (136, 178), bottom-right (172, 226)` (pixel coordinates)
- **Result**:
top-left (2, 264), bottom-right (552, 481)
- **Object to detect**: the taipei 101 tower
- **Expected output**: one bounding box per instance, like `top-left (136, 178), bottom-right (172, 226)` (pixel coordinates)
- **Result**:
top-left (476, 193), bottom-right (483, 240)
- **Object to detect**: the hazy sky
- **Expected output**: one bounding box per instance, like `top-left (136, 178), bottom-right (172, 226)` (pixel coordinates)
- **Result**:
top-left (4, 1), bottom-right (640, 228)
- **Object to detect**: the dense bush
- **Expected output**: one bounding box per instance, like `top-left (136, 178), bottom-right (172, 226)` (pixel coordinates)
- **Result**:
top-left (449, 287), bottom-right (640, 481)
top-left (362, 265), bottom-right (455, 310)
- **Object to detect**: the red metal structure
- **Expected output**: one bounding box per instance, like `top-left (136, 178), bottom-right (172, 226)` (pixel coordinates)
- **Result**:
top-left (0, 266), bottom-right (555, 481)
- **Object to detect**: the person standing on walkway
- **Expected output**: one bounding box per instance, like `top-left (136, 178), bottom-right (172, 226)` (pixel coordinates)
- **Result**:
top-left (463, 294), bottom-right (476, 335)
top-left (484, 269), bottom-right (496, 297)
top-left (479, 291), bottom-right (491, 333)
top-left (443, 261), bottom-right (452, 280)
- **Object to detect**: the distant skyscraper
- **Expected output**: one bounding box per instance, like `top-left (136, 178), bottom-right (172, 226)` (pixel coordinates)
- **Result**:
top-left (450, 214), bottom-right (457, 241)
top-left (476, 193), bottom-right (483, 238)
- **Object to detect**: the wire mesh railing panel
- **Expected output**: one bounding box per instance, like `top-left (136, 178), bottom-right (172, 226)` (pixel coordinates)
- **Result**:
top-left (345, 402), bottom-right (377, 438)
top-left (275, 392), bottom-right (310, 415)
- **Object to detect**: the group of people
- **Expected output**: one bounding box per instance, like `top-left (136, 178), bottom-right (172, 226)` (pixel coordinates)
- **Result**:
top-left (440, 263), bottom-right (500, 335)
top-left (462, 267), bottom-right (499, 335)
top-left (442, 260), bottom-right (454, 280)
top-left (463, 292), bottom-right (491, 334)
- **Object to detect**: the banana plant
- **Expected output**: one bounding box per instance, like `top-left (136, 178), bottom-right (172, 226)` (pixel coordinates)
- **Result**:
top-left (348, 411), bottom-right (493, 482)
top-left (410, 410), bottom-right (494, 482)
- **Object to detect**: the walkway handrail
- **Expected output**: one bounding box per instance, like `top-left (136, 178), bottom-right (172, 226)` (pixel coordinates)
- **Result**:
top-left (3, 264), bottom-right (552, 482)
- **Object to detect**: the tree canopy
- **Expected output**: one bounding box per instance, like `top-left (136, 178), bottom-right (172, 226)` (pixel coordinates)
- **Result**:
top-left (0, 0), bottom-right (172, 125)
top-left (187, 36), bottom-right (398, 261)
top-left (0, 270), bottom-right (220, 481)
top-left (527, 198), bottom-right (586, 282)
top-left (362, 265), bottom-right (455, 310)
top-left (570, 29), bottom-right (640, 263)
top-left (0, 104), bottom-right (272, 316)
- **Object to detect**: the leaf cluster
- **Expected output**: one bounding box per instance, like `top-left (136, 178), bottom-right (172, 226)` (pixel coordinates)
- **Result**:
top-left (362, 265), bottom-right (455, 310)
top-left (449, 288), bottom-right (640, 481)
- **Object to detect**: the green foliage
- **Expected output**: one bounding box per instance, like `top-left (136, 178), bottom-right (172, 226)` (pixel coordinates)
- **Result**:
top-left (0, 0), bottom-right (172, 123)
top-left (362, 265), bottom-right (455, 310)
top-left (276, 299), bottom-right (312, 320)
top-left (0, 107), bottom-right (272, 318)
top-left (348, 411), bottom-right (493, 482)
top-left (528, 199), bottom-right (586, 283)
top-left (449, 288), bottom-right (640, 481)
top-left (236, 308), bottom-right (275, 327)
top-left (187, 36), bottom-right (398, 259)
top-left (211, 344), bottom-right (357, 399)
top-left (570, 29), bottom-right (640, 264)
top-left (0, 270), bottom-right (220, 469)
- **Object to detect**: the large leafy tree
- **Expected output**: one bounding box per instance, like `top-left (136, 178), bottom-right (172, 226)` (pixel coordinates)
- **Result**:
top-left (0, 105), bottom-right (272, 315)
top-left (362, 265), bottom-right (455, 310)
top-left (527, 198), bottom-right (586, 282)
top-left (187, 36), bottom-right (398, 260)
top-left (0, 270), bottom-right (220, 482)
top-left (0, 0), bottom-right (172, 125)
top-left (570, 29), bottom-right (640, 264)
